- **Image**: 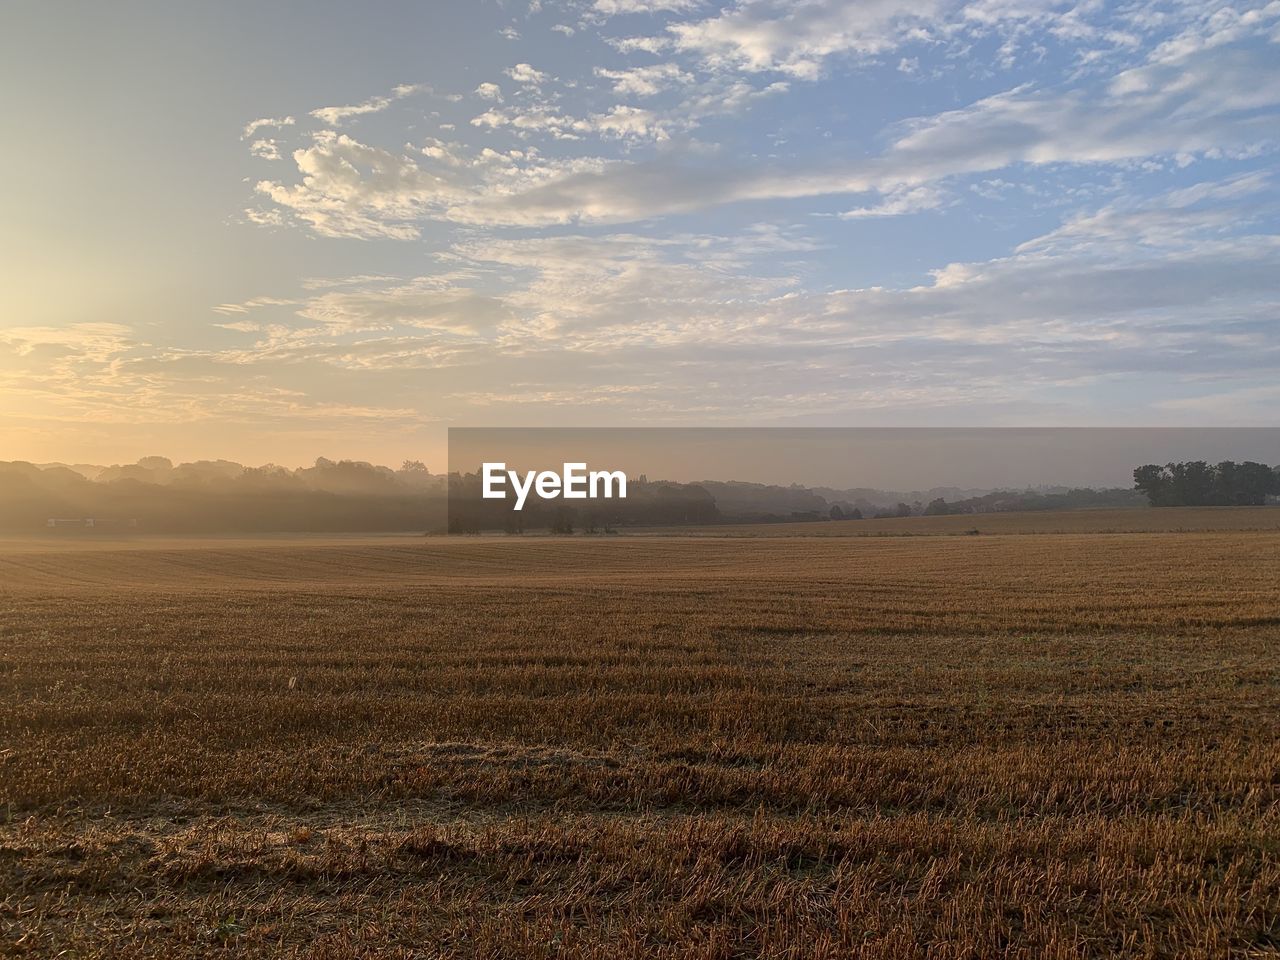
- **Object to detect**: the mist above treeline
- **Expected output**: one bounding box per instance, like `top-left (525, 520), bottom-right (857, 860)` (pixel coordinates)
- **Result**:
top-left (0, 457), bottom-right (445, 534)
top-left (3, 455), bottom-right (1270, 535)
top-left (27, 456), bottom-right (443, 494)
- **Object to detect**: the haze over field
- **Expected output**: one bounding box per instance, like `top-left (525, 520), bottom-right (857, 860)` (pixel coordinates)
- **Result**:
top-left (3, 0), bottom-right (1280, 467)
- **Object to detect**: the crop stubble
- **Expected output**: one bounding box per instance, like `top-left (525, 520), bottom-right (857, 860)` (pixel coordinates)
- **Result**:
top-left (1, 523), bottom-right (1278, 958)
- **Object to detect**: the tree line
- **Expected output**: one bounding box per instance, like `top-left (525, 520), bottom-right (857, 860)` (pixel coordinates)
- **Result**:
top-left (1133, 461), bottom-right (1280, 507)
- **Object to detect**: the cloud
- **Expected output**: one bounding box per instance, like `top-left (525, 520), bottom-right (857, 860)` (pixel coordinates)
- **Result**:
top-left (667, 0), bottom-right (956, 79)
top-left (590, 105), bottom-right (673, 140)
top-left (258, 127), bottom-right (663, 235)
top-left (19, 175), bottom-right (1280, 435)
top-left (249, 139), bottom-right (282, 161)
top-left (296, 284), bottom-right (510, 336)
top-left (210, 184), bottom-right (1280, 422)
top-left (595, 63), bottom-right (693, 96)
top-left (886, 41), bottom-right (1280, 177)
top-left (255, 132), bottom-right (474, 239)
top-left (453, 27), bottom-right (1280, 225)
top-left (253, 9), bottom-right (1280, 236)
top-left (505, 63), bottom-right (548, 86)
top-left (29, 0), bottom-right (1279, 446)
top-left (470, 103), bottom-right (679, 142)
top-left (1016, 171), bottom-right (1273, 255)
top-left (243, 174), bottom-right (1280, 361)
top-left (840, 185), bottom-right (946, 218)
top-left (309, 83), bottom-right (433, 126)
top-left (592, 0), bottom-right (702, 16)
top-left (607, 35), bottom-right (673, 54)
top-left (0, 323), bottom-right (136, 361)
top-left (242, 116), bottom-right (295, 138)
top-left (470, 107), bottom-right (585, 139)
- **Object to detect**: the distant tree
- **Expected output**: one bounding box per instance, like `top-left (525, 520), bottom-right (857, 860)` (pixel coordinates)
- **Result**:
top-left (829, 504), bottom-right (845, 520)
top-left (1134, 464), bottom-right (1171, 506)
top-left (895, 502), bottom-right (913, 518)
top-left (1134, 460), bottom-right (1280, 506)
top-left (1219, 461), bottom-right (1278, 505)
top-left (549, 509), bottom-right (575, 535)
top-left (1170, 461), bottom-right (1215, 505)
top-left (849, 507), bottom-right (863, 520)
top-left (924, 497), bottom-right (951, 516)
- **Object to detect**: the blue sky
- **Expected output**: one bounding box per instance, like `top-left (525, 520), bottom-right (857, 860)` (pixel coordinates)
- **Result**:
top-left (2, 0), bottom-right (1278, 467)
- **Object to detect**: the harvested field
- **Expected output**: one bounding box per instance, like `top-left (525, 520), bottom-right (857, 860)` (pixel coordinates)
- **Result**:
top-left (640, 505), bottom-right (1280, 536)
top-left (2, 521), bottom-right (1278, 958)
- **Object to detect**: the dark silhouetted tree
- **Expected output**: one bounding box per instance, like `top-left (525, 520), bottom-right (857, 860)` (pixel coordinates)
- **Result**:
top-left (1134, 460), bottom-right (1279, 506)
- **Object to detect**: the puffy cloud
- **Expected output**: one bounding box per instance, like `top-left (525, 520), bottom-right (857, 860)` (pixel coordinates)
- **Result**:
top-left (254, 132), bottom-right (470, 239)
top-left (595, 63), bottom-right (693, 96)
top-left (505, 63), bottom-right (548, 86)
top-left (590, 105), bottom-right (672, 140)
top-left (249, 139), bottom-right (282, 161)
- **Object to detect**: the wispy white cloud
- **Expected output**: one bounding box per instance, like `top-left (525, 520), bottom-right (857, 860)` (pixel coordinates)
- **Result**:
top-left (309, 83), bottom-right (439, 126)
top-left (592, 0), bottom-right (702, 16)
top-left (242, 116), bottom-right (294, 138)
top-left (840, 185), bottom-right (947, 218)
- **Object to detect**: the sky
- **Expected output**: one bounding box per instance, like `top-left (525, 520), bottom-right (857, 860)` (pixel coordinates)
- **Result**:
top-left (2, 0), bottom-right (1278, 470)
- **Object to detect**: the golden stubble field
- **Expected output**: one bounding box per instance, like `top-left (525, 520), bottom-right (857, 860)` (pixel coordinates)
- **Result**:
top-left (1, 516), bottom-right (1278, 958)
